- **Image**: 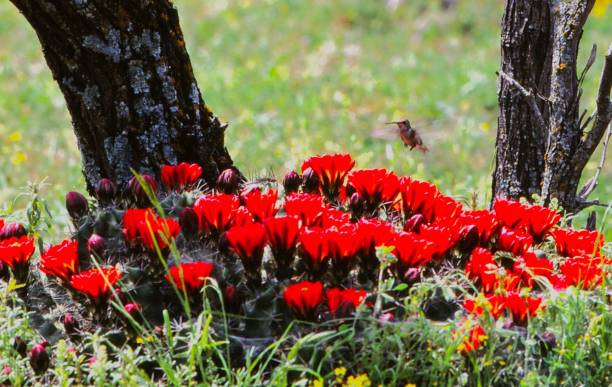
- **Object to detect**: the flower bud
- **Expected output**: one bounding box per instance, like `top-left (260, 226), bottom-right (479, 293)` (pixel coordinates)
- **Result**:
top-left (29, 341), bottom-right (50, 375)
top-left (538, 331), bottom-right (557, 356)
top-left (13, 336), bottom-right (27, 358)
top-left (301, 167), bottom-right (320, 194)
top-left (87, 234), bottom-right (106, 256)
top-left (344, 184), bottom-right (356, 198)
top-left (65, 192), bottom-right (89, 220)
top-left (0, 222), bottom-right (27, 240)
top-left (404, 214), bottom-right (426, 233)
top-left (124, 303), bottom-right (143, 324)
top-left (349, 192), bottom-right (365, 218)
top-left (282, 171), bottom-right (301, 195)
top-left (216, 168), bottom-right (240, 194)
top-left (403, 267), bottom-right (421, 284)
top-left (218, 232), bottom-right (230, 255)
top-left (1, 366), bottom-right (11, 376)
top-left (458, 225), bottom-right (479, 253)
top-left (128, 175), bottom-right (158, 206)
top-left (378, 312), bottom-right (394, 323)
top-left (95, 178), bottom-right (116, 204)
top-left (62, 313), bottom-right (79, 336)
top-left (179, 207), bottom-right (199, 237)
top-left (0, 261), bottom-right (8, 281)
top-left (224, 284), bottom-right (243, 313)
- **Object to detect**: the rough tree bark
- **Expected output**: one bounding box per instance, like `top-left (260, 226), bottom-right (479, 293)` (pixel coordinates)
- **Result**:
top-left (493, 0), bottom-right (612, 212)
top-left (9, 0), bottom-right (234, 194)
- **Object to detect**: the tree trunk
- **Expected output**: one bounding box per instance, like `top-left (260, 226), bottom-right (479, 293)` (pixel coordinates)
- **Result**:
top-left (493, 0), bottom-right (551, 200)
top-left (9, 0), bottom-right (234, 194)
top-left (494, 0), bottom-right (612, 212)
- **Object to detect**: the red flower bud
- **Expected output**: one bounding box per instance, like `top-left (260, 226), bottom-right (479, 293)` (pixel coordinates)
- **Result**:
top-left (1, 366), bottom-right (10, 376)
top-left (216, 168), bottom-right (240, 194)
top-left (87, 234), bottom-right (106, 256)
top-left (95, 178), bottom-right (116, 204)
top-left (13, 336), bottom-right (27, 358)
top-left (123, 303), bottom-right (143, 325)
top-left (62, 313), bottom-right (79, 335)
top-left (301, 167), bottom-right (320, 194)
top-left (179, 207), bottom-right (199, 237)
top-left (65, 192), bottom-right (89, 220)
top-left (128, 175), bottom-right (158, 206)
top-left (458, 225), bottom-right (479, 253)
top-left (349, 192), bottom-right (365, 218)
top-left (404, 214), bottom-right (426, 233)
top-left (378, 312), bottom-right (394, 324)
top-left (0, 222), bottom-right (27, 240)
top-left (29, 341), bottom-right (50, 375)
top-left (403, 267), bottom-right (421, 284)
top-left (282, 170), bottom-right (301, 194)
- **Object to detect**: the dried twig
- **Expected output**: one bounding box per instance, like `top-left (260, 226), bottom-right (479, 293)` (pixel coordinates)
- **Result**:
top-left (497, 70), bottom-right (547, 132)
top-left (573, 42), bottom-right (612, 170)
top-left (578, 122), bottom-right (612, 201)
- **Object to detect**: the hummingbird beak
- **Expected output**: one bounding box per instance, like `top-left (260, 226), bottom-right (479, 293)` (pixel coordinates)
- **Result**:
top-left (385, 121), bottom-right (400, 124)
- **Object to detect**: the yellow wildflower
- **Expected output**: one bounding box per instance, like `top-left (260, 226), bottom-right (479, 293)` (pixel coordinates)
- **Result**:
top-left (344, 373), bottom-right (371, 387)
top-left (593, 0), bottom-right (611, 17)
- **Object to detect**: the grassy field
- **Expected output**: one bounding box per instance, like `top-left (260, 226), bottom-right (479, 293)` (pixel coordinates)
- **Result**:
top-left (0, 0), bottom-right (610, 228)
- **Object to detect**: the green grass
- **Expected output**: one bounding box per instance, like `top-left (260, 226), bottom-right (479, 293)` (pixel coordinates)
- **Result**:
top-left (0, 1), bottom-right (610, 223)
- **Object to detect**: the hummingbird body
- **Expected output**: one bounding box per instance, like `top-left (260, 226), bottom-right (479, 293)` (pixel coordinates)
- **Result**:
top-left (386, 120), bottom-right (429, 152)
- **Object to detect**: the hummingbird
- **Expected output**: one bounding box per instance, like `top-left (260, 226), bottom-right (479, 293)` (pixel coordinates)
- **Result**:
top-left (385, 119), bottom-right (429, 152)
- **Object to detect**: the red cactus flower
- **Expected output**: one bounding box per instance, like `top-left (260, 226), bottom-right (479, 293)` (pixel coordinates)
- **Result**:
top-left (464, 294), bottom-right (506, 319)
top-left (327, 226), bottom-right (361, 272)
top-left (400, 177), bottom-right (440, 222)
top-left (432, 195), bottom-right (463, 224)
top-left (283, 281), bottom-right (324, 320)
top-left (559, 255), bottom-right (611, 289)
top-left (457, 320), bottom-right (487, 355)
top-left (497, 227), bottom-right (533, 256)
top-left (225, 223), bottom-right (267, 274)
top-left (513, 252), bottom-right (554, 287)
top-left (264, 215), bottom-right (300, 265)
top-left (326, 288), bottom-right (367, 318)
top-left (465, 248), bottom-right (500, 293)
top-left (356, 218), bottom-right (395, 259)
top-left (419, 224), bottom-right (460, 261)
top-left (301, 153), bottom-right (355, 198)
top-left (122, 208), bottom-right (181, 251)
top-left (347, 169), bottom-right (394, 211)
top-left (70, 266), bottom-right (122, 304)
top-left (505, 292), bottom-right (544, 326)
top-left (392, 232), bottom-right (436, 270)
top-left (165, 261), bottom-right (214, 293)
top-left (232, 206), bottom-right (255, 227)
top-left (459, 210), bottom-right (500, 244)
top-left (242, 188), bottom-right (278, 222)
top-left (320, 208), bottom-right (351, 229)
top-left (520, 204), bottom-right (561, 242)
top-left (493, 198), bottom-right (526, 229)
top-left (382, 171), bottom-right (402, 205)
top-left (39, 239), bottom-right (79, 284)
top-left (160, 162), bottom-right (202, 191)
top-left (298, 228), bottom-right (329, 274)
top-left (284, 193), bottom-right (328, 227)
top-left (552, 228), bottom-right (604, 257)
top-left (0, 236), bottom-right (35, 271)
top-left (194, 194), bottom-right (240, 235)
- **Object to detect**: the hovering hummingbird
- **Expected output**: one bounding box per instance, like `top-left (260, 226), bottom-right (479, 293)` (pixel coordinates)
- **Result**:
top-left (384, 119), bottom-right (429, 152)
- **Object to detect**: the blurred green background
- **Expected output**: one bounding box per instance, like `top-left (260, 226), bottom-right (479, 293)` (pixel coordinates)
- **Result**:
top-left (0, 0), bottom-right (610, 231)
